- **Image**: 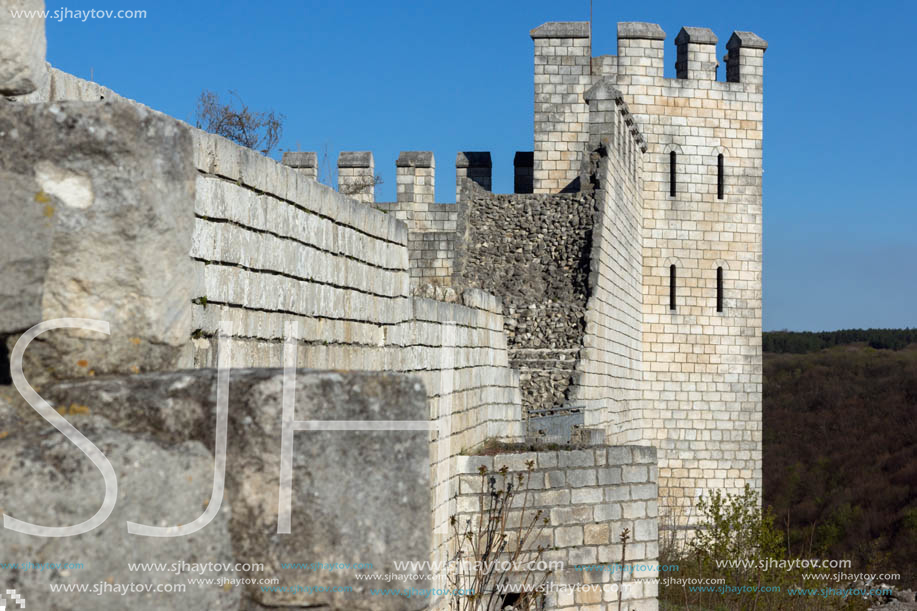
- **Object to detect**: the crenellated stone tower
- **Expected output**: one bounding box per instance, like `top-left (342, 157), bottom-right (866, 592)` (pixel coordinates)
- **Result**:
top-left (532, 20), bottom-right (766, 522)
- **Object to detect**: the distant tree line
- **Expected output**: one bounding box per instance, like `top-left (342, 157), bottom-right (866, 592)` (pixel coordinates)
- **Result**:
top-left (763, 328), bottom-right (917, 353)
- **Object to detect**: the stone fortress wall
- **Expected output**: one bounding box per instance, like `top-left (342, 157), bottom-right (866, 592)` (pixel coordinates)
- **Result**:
top-left (568, 85), bottom-right (648, 450)
top-left (3, 66), bottom-right (528, 580)
top-left (277, 17), bottom-right (767, 538)
top-left (0, 7), bottom-right (765, 610)
top-left (455, 446), bottom-right (660, 609)
top-left (503, 19), bottom-right (765, 523)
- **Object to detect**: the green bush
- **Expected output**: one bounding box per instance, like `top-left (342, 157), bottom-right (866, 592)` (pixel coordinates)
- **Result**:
top-left (661, 486), bottom-right (869, 611)
top-left (690, 485), bottom-right (783, 584)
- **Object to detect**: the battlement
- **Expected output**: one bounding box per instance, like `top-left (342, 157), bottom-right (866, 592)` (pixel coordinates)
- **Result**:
top-left (513, 151), bottom-right (534, 194)
top-left (725, 31), bottom-right (767, 86)
top-left (675, 27), bottom-right (719, 81)
top-left (337, 151), bottom-right (375, 203)
top-left (455, 151), bottom-right (491, 203)
top-left (280, 149), bottom-right (551, 206)
top-left (586, 21), bottom-right (767, 88)
top-left (280, 150), bottom-right (317, 180)
top-left (532, 20), bottom-right (766, 194)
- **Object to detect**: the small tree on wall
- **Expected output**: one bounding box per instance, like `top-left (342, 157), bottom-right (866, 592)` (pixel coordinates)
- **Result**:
top-left (193, 89), bottom-right (284, 155)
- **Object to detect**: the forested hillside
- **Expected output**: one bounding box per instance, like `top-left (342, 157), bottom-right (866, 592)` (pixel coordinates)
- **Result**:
top-left (763, 331), bottom-right (917, 583)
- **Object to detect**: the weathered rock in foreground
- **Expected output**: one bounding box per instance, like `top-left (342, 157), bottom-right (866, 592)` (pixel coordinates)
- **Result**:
top-left (40, 368), bottom-right (433, 610)
top-left (0, 100), bottom-right (196, 384)
top-left (0, 0), bottom-right (47, 95)
top-left (0, 407), bottom-right (240, 610)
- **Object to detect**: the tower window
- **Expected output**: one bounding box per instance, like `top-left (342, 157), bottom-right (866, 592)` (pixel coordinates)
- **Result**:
top-left (669, 265), bottom-right (677, 311)
top-left (669, 151), bottom-right (677, 197)
top-left (716, 267), bottom-right (724, 312)
top-left (717, 154), bottom-right (724, 200)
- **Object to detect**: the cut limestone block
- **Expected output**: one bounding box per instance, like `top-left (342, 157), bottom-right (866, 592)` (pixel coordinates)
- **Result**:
top-left (0, 101), bottom-right (197, 384)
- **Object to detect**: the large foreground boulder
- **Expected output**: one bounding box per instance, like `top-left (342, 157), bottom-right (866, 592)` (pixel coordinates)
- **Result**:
top-left (30, 368), bottom-right (433, 610)
top-left (0, 100), bottom-right (196, 385)
top-left (0, 402), bottom-right (240, 610)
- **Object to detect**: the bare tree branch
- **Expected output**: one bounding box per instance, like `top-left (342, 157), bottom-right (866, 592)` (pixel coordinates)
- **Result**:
top-left (194, 89), bottom-right (284, 155)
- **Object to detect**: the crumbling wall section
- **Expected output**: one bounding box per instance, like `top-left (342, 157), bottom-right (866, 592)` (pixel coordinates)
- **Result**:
top-left (454, 182), bottom-right (595, 421)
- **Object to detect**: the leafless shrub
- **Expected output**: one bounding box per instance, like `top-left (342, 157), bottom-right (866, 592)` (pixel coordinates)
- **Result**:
top-left (449, 462), bottom-right (551, 611)
top-left (194, 89), bottom-right (283, 155)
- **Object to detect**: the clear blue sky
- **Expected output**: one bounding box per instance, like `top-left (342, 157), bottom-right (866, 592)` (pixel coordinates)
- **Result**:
top-left (44, 0), bottom-right (916, 332)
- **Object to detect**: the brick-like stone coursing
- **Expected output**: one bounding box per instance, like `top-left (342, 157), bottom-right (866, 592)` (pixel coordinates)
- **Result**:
top-left (454, 445), bottom-right (659, 610)
top-left (531, 22), bottom-right (593, 194)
